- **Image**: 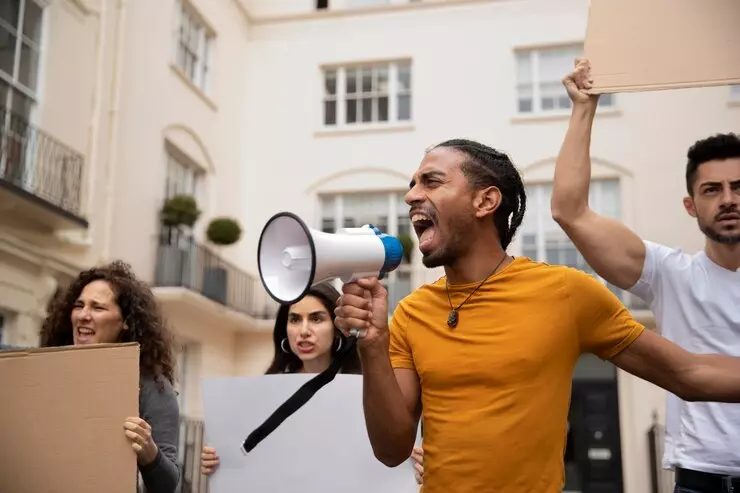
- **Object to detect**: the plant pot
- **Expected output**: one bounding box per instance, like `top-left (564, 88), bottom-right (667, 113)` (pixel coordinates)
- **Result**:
top-left (202, 266), bottom-right (228, 304)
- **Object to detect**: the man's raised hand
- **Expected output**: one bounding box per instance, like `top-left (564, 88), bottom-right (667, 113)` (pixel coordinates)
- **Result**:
top-left (562, 57), bottom-right (597, 105)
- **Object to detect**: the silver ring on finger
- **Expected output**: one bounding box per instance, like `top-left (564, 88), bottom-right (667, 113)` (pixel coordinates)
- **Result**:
top-left (349, 328), bottom-right (366, 338)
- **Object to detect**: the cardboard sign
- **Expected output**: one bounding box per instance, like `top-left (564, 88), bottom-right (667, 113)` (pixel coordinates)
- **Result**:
top-left (202, 374), bottom-right (421, 493)
top-left (0, 343), bottom-right (140, 493)
top-left (584, 0), bottom-right (740, 93)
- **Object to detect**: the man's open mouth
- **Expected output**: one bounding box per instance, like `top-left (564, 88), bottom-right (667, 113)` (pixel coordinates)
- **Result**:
top-left (411, 210), bottom-right (437, 252)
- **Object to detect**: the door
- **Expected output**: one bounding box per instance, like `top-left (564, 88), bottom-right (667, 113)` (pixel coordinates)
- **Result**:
top-left (570, 380), bottom-right (624, 493)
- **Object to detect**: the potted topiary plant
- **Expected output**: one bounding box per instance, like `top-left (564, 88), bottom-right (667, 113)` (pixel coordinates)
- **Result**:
top-left (397, 232), bottom-right (415, 264)
top-left (156, 194), bottom-right (201, 287)
top-left (160, 194), bottom-right (201, 231)
top-left (202, 217), bottom-right (243, 304)
top-left (206, 217), bottom-right (243, 247)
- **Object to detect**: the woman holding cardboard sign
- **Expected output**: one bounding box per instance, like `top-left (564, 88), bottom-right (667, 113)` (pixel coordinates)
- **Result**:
top-left (40, 261), bottom-right (180, 493)
top-left (199, 282), bottom-right (425, 486)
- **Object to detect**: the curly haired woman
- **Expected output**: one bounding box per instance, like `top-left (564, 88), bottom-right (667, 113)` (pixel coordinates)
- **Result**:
top-left (40, 260), bottom-right (180, 493)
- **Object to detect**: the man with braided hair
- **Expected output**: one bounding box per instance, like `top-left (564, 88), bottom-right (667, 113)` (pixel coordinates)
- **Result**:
top-left (334, 139), bottom-right (740, 493)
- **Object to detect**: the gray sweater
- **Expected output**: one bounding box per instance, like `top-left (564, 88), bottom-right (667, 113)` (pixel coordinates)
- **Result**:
top-left (0, 345), bottom-right (181, 492)
top-left (138, 376), bottom-right (181, 493)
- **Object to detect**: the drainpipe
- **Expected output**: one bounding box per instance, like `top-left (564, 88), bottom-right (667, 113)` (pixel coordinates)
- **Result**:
top-left (100, 0), bottom-right (128, 261)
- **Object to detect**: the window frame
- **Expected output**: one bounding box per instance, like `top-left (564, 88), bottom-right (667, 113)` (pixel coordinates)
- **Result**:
top-left (173, 0), bottom-right (214, 95)
top-left (0, 0), bottom-right (46, 183)
top-left (514, 44), bottom-right (615, 116)
top-left (0, 0), bottom-right (45, 111)
top-left (321, 60), bottom-right (412, 129)
top-left (162, 145), bottom-right (206, 248)
top-left (165, 150), bottom-right (203, 201)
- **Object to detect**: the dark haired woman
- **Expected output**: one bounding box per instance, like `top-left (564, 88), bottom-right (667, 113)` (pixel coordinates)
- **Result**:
top-left (41, 261), bottom-right (180, 493)
top-left (263, 281), bottom-right (361, 375)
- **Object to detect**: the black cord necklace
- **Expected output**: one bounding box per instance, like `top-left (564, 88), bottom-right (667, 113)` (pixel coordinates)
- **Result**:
top-left (446, 255), bottom-right (509, 329)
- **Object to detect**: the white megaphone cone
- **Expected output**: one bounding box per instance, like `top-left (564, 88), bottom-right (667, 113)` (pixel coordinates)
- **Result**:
top-left (257, 211), bottom-right (404, 305)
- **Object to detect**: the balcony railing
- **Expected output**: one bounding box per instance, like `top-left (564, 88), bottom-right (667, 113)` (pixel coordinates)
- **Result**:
top-left (0, 107), bottom-right (85, 218)
top-left (155, 231), bottom-right (279, 320)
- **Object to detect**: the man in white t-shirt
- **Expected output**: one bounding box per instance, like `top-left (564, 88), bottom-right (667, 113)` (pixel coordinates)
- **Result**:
top-left (552, 59), bottom-right (740, 493)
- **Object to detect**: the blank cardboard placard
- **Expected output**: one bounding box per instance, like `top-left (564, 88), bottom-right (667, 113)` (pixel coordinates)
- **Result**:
top-left (0, 343), bottom-right (140, 493)
top-left (584, 0), bottom-right (740, 94)
top-left (202, 374), bottom-right (421, 493)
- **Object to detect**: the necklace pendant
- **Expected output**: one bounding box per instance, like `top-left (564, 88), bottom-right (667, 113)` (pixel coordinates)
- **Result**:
top-left (447, 309), bottom-right (459, 328)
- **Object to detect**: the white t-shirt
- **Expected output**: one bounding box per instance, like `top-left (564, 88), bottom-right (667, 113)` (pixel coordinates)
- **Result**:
top-left (629, 240), bottom-right (740, 475)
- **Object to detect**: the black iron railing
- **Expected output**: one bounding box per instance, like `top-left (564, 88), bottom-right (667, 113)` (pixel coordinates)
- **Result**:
top-left (177, 418), bottom-right (208, 493)
top-left (155, 231), bottom-right (279, 320)
top-left (0, 108), bottom-right (85, 217)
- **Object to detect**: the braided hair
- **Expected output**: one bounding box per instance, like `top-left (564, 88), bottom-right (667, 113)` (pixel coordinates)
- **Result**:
top-left (433, 139), bottom-right (527, 250)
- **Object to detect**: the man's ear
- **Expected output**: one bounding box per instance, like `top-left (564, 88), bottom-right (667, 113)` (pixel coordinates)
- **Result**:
top-left (683, 196), bottom-right (697, 218)
top-left (474, 186), bottom-right (501, 218)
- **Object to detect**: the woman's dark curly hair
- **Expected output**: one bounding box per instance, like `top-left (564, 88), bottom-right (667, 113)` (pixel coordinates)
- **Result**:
top-left (40, 260), bottom-right (176, 387)
top-left (265, 282), bottom-right (361, 375)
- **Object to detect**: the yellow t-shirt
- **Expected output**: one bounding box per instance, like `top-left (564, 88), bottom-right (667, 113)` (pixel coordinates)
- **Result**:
top-left (389, 257), bottom-right (644, 493)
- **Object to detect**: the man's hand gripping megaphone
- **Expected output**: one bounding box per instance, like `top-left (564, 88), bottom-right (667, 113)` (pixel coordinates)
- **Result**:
top-left (335, 276), bottom-right (390, 347)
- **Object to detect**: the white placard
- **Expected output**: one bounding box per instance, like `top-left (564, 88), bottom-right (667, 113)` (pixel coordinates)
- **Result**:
top-left (202, 373), bottom-right (421, 493)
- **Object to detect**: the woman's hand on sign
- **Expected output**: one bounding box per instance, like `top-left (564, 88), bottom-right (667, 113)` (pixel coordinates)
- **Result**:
top-left (201, 446), bottom-right (221, 475)
top-left (123, 417), bottom-right (159, 465)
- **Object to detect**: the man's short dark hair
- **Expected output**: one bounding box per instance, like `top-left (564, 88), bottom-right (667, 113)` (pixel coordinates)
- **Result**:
top-left (686, 133), bottom-right (740, 195)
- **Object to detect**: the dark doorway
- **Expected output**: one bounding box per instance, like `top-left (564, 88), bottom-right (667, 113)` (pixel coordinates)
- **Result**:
top-left (565, 355), bottom-right (624, 493)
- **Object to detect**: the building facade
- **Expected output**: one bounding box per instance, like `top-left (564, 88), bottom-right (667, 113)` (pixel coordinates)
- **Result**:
top-left (0, 0), bottom-right (737, 492)
top-left (0, 1), bottom-right (276, 490)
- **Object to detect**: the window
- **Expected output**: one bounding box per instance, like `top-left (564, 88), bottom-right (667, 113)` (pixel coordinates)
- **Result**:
top-left (323, 60), bottom-right (412, 127)
top-left (174, 0), bottom-right (213, 94)
top-left (732, 85), bottom-right (740, 100)
top-left (319, 191), bottom-right (413, 312)
top-left (165, 151), bottom-right (202, 200)
top-left (316, 0), bottom-right (328, 8)
top-left (515, 45), bottom-right (614, 115)
top-left (0, 0), bottom-right (43, 121)
top-left (162, 148), bottom-right (204, 248)
top-left (519, 180), bottom-right (646, 309)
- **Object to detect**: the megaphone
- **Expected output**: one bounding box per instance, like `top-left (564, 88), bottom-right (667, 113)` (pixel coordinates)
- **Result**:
top-left (257, 211), bottom-right (404, 305)
top-left (242, 212), bottom-right (403, 455)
